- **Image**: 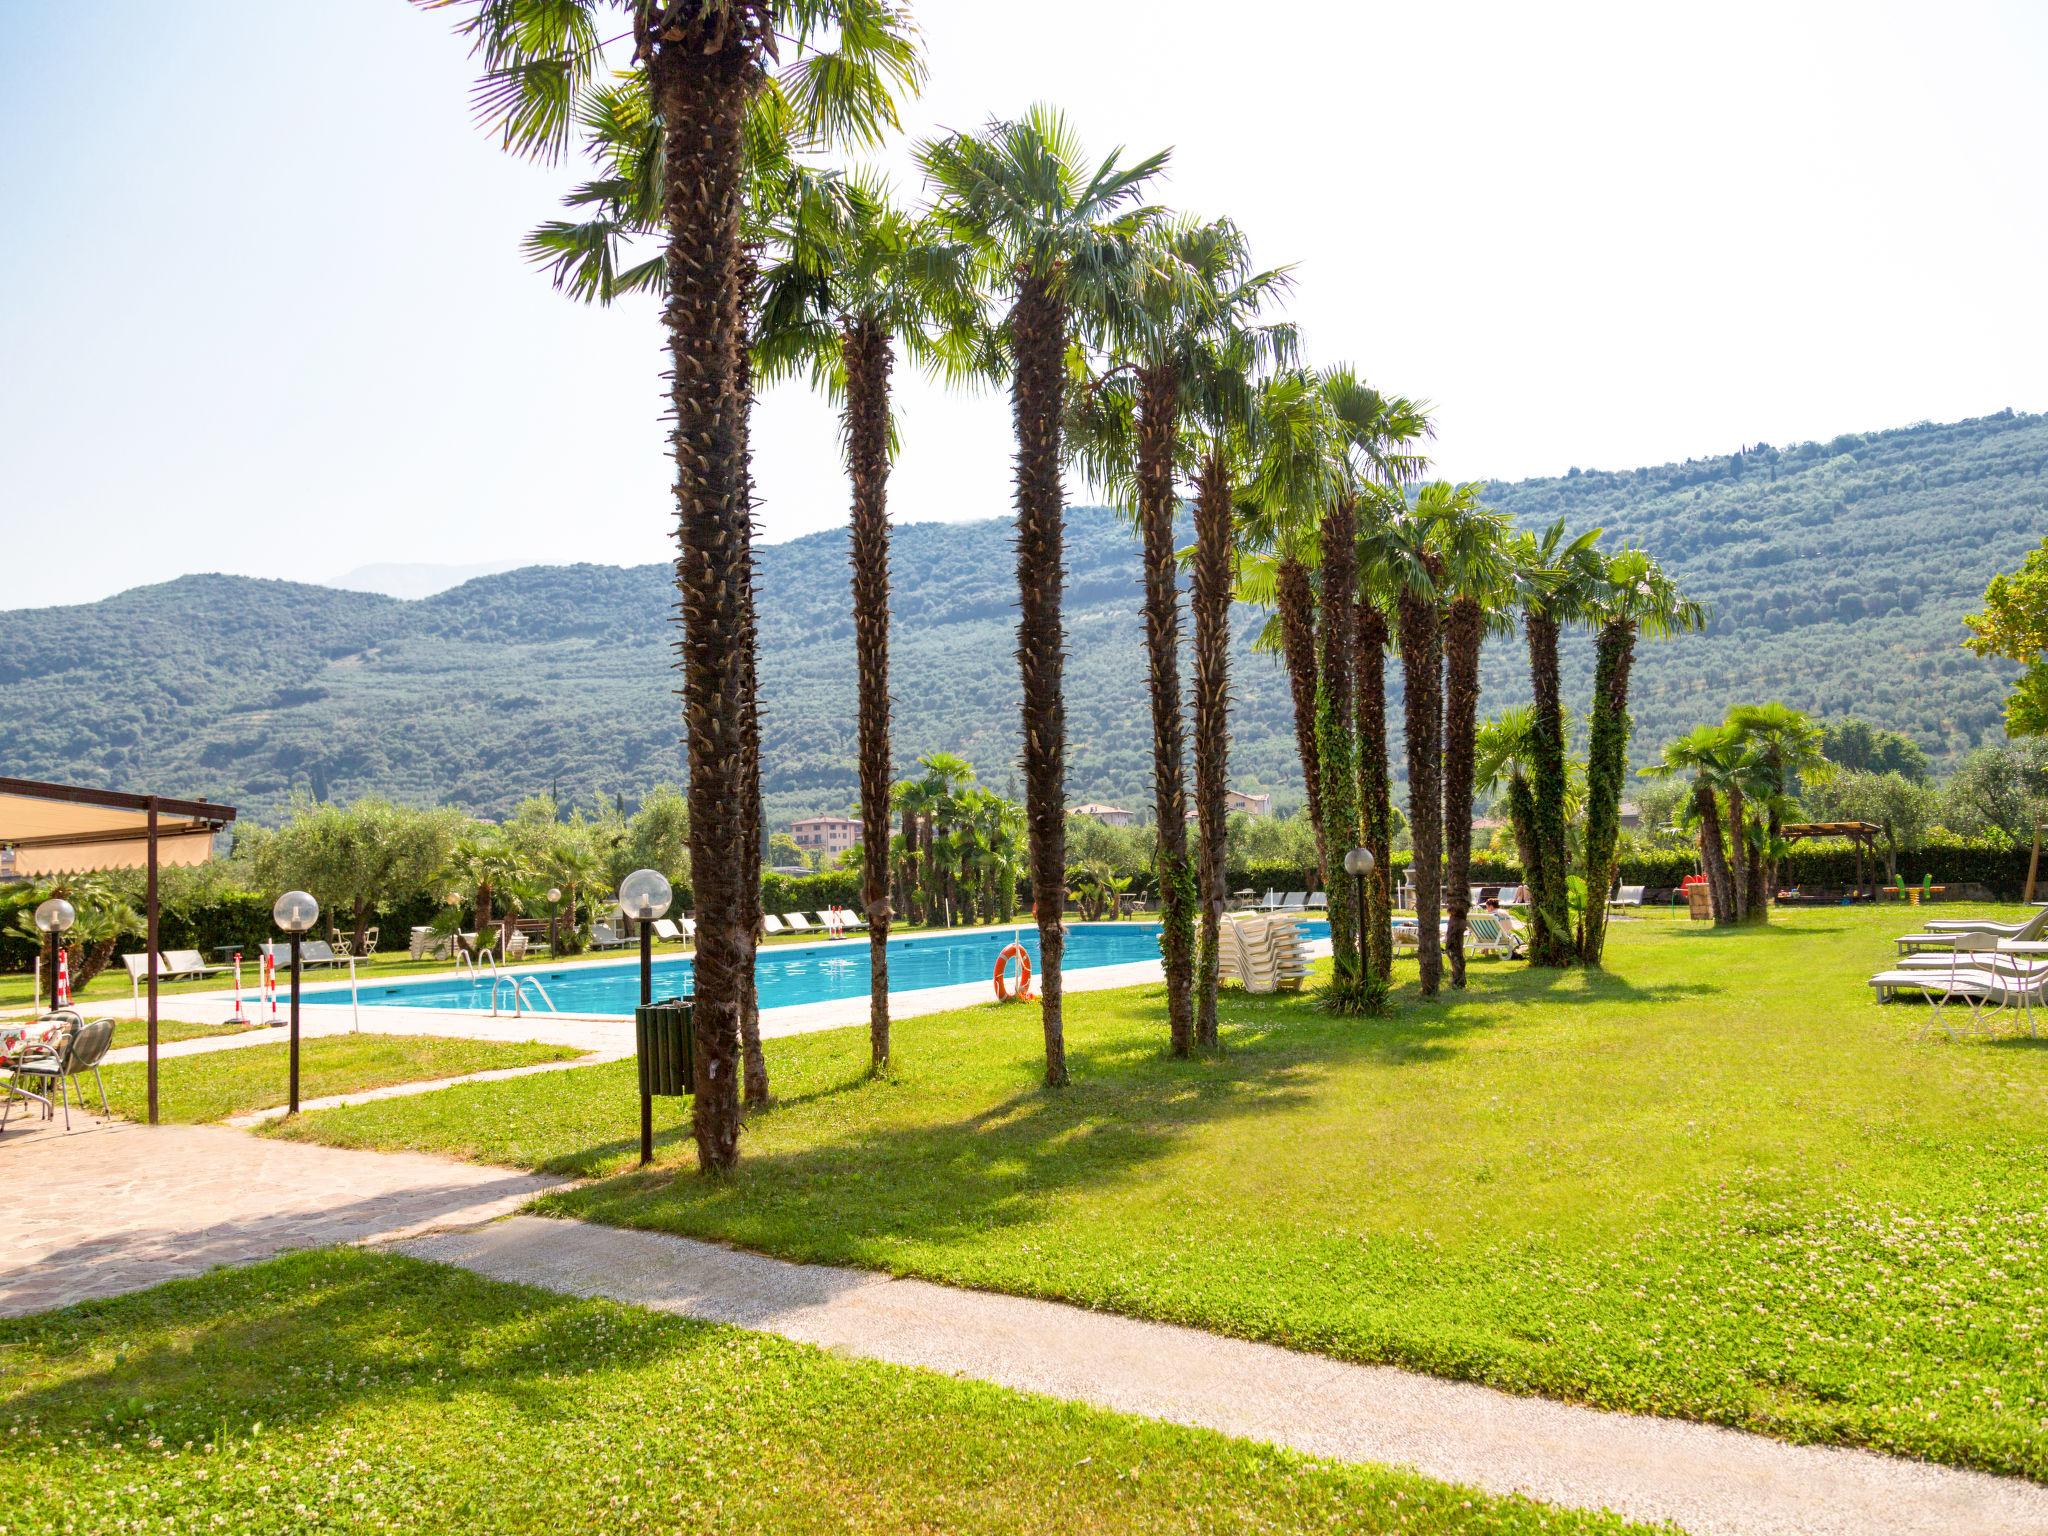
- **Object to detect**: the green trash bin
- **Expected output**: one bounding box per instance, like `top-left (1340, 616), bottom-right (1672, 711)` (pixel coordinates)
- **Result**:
top-left (635, 998), bottom-right (694, 1099)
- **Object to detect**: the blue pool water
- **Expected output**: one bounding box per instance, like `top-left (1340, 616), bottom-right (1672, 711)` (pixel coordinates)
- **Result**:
top-left (307, 919), bottom-right (1332, 1016)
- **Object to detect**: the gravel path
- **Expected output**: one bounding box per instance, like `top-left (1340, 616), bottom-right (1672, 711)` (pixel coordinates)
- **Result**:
top-left (405, 1215), bottom-right (2048, 1536)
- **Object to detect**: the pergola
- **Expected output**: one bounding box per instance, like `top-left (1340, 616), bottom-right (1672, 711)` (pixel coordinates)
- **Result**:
top-left (1779, 820), bottom-right (1883, 902)
top-left (2, 777), bottom-right (238, 1124)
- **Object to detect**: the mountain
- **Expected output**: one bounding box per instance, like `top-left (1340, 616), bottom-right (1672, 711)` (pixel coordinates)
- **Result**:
top-left (329, 560), bottom-right (528, 600)
top-left (2, 410), bottom-right (2039, 829)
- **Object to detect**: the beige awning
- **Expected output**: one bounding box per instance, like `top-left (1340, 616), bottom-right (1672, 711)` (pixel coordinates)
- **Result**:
top-left (0, 779), bottom-right (237, 877)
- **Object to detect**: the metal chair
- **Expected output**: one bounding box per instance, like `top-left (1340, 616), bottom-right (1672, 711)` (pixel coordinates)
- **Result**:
top-left (2, 1016), bottom-right (112, 1132)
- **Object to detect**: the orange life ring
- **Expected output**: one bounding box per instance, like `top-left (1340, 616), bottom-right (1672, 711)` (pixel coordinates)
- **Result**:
top-left (994, 942), bottom-right (1033, 1002)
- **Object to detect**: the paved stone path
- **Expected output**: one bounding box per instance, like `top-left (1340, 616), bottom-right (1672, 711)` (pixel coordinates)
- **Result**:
top-left (407, 1216), bottom-right (2048, 1536)
top-left (0, 1115), bottom-right (560, 1316)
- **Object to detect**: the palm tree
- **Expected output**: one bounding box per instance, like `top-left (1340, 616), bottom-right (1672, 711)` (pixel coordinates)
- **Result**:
top-left (1644, 725), bottom-right (1746, 926)
top-left (437, 824), bottom-right (521, 953)
top-left (1426, 485), bottom-right (1515, 987)
top-left (1370, 487), bottom-right (1449, 996)
top-left (1476, 706), bottom-right (1542, 877)
top-left (1077, 217), bottom-right (1291, 1056)
top-left (1235, 370), bottom-right (1340, 897)
top-left (1508, 519), bottom-right (1604, 966)
top-left (753, 174), bottom-right (979, 1072)
top-left (1578, 552), bottom-right (1704, 963)
top-left (1326, 377), bottom-right (1431, 994)
top-left (428, 0), bottom-right (923, 1169)
top-left (919, 107), bottom-right (1167, 1087)
top-left (1725, 702), bottom-right (1827, 922)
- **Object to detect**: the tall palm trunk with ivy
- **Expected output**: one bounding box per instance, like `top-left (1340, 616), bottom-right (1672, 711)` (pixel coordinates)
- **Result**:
top-left (1136, 365), bottom-right (1196, 1055)
top-left (1276, 556), bottom-right (1325, 886)
top-left (650, 29), bottom-right (755, 1170)
top-left (1012, 274), bottom-right (1070, 1085)
top-left (1440, 595), bottom-right (1484, 987)
top-left (1191, 447), bottom-right (1233, 1048)
top-left (1398, 578), bottom-right (1446, 996)
top-left (1353, 603), bottom-right (1394, 984)
top-left (1316, 495), bottom-right (1364, 1001)
top-left (1578, 617), bottom-right (1634, 965)
top-left (735, 260), bottom-right (769, 1109)
top-left (1523, 609), bottom-right (1574, 966)
top-left (845, 315), bottom-right (896, 1070)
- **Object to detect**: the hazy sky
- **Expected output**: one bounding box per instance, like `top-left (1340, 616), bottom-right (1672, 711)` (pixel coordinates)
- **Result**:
top-left (4, 1), bottom-right (2045, 608)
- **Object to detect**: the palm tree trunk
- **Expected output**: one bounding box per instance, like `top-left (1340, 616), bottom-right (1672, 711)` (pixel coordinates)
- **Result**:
top-left (899, 806), bottom-right (922, 925)
top-left (1136, 365), bottom-right (1195, 1056)
top-left (475, 882), bottom-right (494, 947)
top-left (1506, 774), bottom-right (1539, 878)
top-left (651, 33), bottom-right (754, 1171)
top-left (735, 252), bottom-right (768, 1110)
top-left (1011, 275), bottom-right (1069, 1086)
top-left (1727, 783), bottom-right (1750, 923)
top-left (1355, 604), bottom-right (1394, 984)
top-left (1441, 596), bottom-right (1484, 987)
top-left (845, 316), bottom-right (895, 1072)
top-left (1696, 780), bottom-right (1737, 926)
top-left (1316, 496), bottom-right (1362, 998)
top-left (1523, 608), bottom-right (1574, 966)
top-left (1398, 583), bottom-right (1445, 996)
top-left (1578, 618), bottom-right (1635, 966)
top-left (1191, 446), bottom-right (1233, 1049)
top-left (1276, 555), bottom-right (1325, 886)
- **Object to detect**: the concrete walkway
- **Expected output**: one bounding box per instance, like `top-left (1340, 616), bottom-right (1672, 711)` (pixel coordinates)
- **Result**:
top-left (406, 1216), bottom-right (2048, 1536)
top-left (0, 1115), bottom-right (561, 1316)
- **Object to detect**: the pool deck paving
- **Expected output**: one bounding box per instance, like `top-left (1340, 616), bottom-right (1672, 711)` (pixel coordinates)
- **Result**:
top-left (408, 1214), bottom-right (2048, 1536)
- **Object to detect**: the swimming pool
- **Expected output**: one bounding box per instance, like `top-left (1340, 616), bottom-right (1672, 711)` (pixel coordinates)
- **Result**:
top-left (307, 919), bottom-right (1332, 1016)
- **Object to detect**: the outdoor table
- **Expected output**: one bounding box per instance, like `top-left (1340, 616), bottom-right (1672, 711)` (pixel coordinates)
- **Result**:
top-left (1999, 940), bottom-right (2048, 956)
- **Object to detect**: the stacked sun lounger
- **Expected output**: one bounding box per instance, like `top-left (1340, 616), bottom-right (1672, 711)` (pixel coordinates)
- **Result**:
top-left (1216, 914), bottom-right (1312, 995)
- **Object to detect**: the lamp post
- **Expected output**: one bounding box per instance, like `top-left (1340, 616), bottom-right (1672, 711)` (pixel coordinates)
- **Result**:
top-left (617, 869), bottom-right (673, 1008)
top-left (1343, 847), bottom-right (1374, 982)
top-left (546, 886), bottom-right (562, 956)
top-left (272, 890), bottom-right (319, 1116)
top-left (32, 898), bottom-right (75, 1014)
top-left (618, 869), bottom-right (674, 1166)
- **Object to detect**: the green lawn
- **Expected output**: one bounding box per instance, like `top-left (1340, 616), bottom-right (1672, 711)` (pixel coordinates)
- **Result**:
top-left (272, 905), bottom-right (2048, 1477)
top-left (0, 1248), bottom-right (1651, 1536)
top-left (110, 1017), bottom-right (267, 1050)
top-left (101, 1034), bottom-right (582, 1123)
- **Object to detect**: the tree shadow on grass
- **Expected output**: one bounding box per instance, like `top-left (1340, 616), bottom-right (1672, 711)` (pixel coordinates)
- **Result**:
top-left (0, 1248), bottom-right (700, 1439)
top-left (550, 983), bottom-right (1545, 1257)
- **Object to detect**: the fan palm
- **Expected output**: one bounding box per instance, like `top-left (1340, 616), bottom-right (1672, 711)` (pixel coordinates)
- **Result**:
top-left (1426, 484), bottom-right (1515, 987)
top-left (918, 106), bottom-right (1167, 1087)
top-left (1578, 552), bottom-right (1704, 962)
top-left (1475, 706), bottom-right (1541, 878)
top-left (1075, 217), bottom-right (1291, 1056)
top-left (755, 175), bottom-right (978, 1070)
top-left (1365, 486), bottom-right (1450, 995)
top-left (1643, 724), bottom-right (1746, 926)
top-left (1326, 377), bottom-right (1431, 994)
top-left (1725, 702), bottom-right (1827, 922)
top-left (423, 0), bottom-right (923, 1168)
top-left (1507, 519), bottom-right (1604, 965)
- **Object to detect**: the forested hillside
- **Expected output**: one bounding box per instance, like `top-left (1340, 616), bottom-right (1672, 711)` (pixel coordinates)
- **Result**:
top-left (2, 410), bottom-right (2038, 827)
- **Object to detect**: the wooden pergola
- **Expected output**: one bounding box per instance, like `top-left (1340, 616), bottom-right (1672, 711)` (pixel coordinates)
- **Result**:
top-left (1779, 821), bottom-right (1883, 902)
top-left (2, 777), bottom-right (237, 1124)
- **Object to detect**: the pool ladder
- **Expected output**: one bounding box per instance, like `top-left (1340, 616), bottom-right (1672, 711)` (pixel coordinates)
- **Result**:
top-left (489, 974), bottom-right (559, 1016)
